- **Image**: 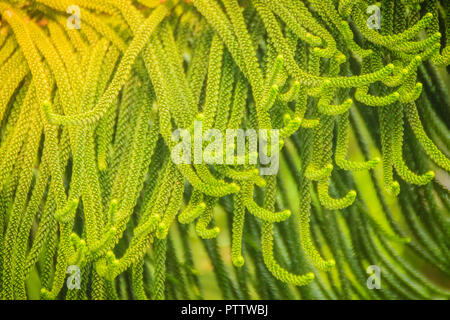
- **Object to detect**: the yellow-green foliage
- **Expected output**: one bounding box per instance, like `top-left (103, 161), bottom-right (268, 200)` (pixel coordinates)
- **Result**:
top-left (0, 0), bottom-right (449, 300)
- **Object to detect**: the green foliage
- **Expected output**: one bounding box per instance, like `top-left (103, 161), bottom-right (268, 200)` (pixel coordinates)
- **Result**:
top-left (0, 0), bottom-right (449, 300)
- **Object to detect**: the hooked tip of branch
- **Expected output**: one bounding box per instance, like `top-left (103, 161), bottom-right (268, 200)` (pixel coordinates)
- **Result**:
top-left (306, 272), bottom-right (315, 281)
top-left (232, 255), bottom-right (245, 267)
